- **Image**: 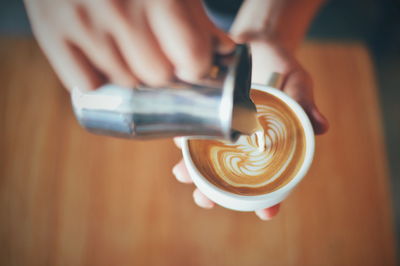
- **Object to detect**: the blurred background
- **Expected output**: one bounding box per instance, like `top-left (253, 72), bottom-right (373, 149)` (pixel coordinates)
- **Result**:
top-left (0, 0), bottom-right (399, 264)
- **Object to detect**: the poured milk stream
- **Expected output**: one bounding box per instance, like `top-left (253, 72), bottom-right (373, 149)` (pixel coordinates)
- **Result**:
top-left (232, 106), bottom-right (266, 152)
top-left (254, 129), bottom-right (266, 152)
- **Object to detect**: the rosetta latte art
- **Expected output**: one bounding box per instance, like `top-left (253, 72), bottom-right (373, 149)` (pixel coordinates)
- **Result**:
top-left (189, 90), bottom-right (306, 195)
top-left (211, 104), bottom-right (298, 188)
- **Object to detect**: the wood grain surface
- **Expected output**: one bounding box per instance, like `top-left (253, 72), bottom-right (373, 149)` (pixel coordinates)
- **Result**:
top-left (0, 38), bottom-right (396, 266)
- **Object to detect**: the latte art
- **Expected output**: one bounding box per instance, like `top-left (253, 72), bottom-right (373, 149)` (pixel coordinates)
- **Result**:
top-left (212, 103), bottom-right (298, 186)
top-left (189, 90), bottom-right (306, 195)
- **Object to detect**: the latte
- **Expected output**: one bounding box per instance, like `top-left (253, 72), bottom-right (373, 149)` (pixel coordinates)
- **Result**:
top-left (188, 89), bottom-right (307, 196)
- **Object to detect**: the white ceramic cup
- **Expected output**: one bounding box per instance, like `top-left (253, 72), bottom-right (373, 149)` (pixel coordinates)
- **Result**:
top-left (182, 84), bottom-right (315, 212)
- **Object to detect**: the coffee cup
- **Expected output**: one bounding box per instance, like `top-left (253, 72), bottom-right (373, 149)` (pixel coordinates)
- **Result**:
top-left (181, 84), bottom-right (315, 211)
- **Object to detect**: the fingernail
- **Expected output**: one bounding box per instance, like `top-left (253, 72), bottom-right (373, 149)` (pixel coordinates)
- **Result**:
top-left (255, 204), bottom-right (280, 221)
top-left (255, 210), bottom-right (271, 221)
top-left (193, 190), bottom-right (214, 209)
top-left (173, 137), bottom-right (182, 149)
top-left (194, 197), bottom-right (214, 209)
top-left (172, 165), bottom-right (185, 183)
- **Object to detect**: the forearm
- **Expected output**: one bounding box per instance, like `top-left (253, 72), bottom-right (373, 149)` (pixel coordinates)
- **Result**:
top-left (271, 0), bottom-right (325, 51)
top-left (231, 0), bottom-right (326, 51)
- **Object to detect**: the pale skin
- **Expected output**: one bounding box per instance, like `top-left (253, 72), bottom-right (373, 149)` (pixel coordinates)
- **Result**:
top-left (24, 0), bottom-right (328, 220)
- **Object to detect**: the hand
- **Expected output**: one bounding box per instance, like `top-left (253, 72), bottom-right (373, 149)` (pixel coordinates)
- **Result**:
top-left (171, 40), bottom-right (329, 221)
top-left (24, 0), bottom-right (235, 91)
top-left (249, 39), bottom-right (329, 134)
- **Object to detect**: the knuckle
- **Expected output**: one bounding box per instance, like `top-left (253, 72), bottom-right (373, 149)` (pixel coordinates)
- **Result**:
top-left (233, 22), bottom-right (272, 43)
top-left (177, 46), bottom-right (212, 79)
top-left (185, 44), bottom-right (210, 63)
top-left (138, 66), bottom-right (174, 87)
top-left (112, 75), bottom-right (137, 88)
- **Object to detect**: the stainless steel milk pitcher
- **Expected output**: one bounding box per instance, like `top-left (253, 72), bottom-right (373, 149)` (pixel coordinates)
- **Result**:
top-left (71, 45), bottom-right (256, 141)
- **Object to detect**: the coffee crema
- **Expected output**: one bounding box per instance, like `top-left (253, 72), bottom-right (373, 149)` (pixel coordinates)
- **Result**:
top-left (188, 89), bottom-right (307, 196)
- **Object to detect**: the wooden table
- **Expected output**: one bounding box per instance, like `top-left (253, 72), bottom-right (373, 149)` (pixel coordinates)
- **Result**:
top-left (0, 38), bottom-right (396, 266)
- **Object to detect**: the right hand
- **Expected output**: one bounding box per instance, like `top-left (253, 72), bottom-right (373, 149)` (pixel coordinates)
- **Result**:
top-left (24, 0), bottom-right (235, 91)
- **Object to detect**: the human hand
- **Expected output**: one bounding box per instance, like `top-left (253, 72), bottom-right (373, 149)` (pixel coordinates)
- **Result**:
top-left (247, 39), bottom-right (329, 135)
top-left (24, 0), bottom-right (235, 91)
top-left (171, 40), bottom-right (328, 221)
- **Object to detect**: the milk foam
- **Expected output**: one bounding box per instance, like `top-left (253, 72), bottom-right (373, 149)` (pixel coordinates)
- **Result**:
top-left (254, 130), bottom-right (266, 152)
top-left (209, 104), bottom-right (297, 188)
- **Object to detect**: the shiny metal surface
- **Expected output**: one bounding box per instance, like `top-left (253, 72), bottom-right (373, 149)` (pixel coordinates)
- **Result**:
top-left (71, 45), bottom-right (255, 141)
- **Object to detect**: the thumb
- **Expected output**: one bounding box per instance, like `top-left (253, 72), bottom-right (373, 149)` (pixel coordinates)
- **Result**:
top-left (304, 103), bottom-right (329, 135)
top-left (283, 70), bottom-right (329, 135)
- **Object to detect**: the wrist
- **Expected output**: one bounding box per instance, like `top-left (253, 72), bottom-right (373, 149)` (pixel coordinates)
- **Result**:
top-left (231, 0), bottom-right (325, 53)
top-left (249, 39), bottom-right (301, 86)
top-left (257, 35), bottom-right (298, 54)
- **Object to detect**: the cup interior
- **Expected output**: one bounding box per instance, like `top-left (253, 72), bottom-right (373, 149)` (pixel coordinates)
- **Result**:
top-left (182, 84), bottom-right (315, 201)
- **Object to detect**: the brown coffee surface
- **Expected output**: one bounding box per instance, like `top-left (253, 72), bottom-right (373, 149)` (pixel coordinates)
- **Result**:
top-left (188, 89), bottom-right (307, 195)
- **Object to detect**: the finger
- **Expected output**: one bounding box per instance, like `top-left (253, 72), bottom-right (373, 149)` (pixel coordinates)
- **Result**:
top-left (212, 29), bottom-right (237, 55)
top-left (28, 3), bottom-right (104, 91)
top-left (104, 34), bottom-right (140, 87)
top-left (255, 204), bottom-right (280, 221)
top-left (193, 189), bottom-right (215, 209)
top-left (249, 41), bottom-right (292, 85)
top-left (283, 70), bottom-right (329, 135)
top-left (173, 137), bottom-right (183, 149)
top-left (146, 0), bottom-right (212, 82)
top-left (69, 16), bottom-right (138, 87)
top-left (230, 0), bottom-right (277, 44)
top-left (172, 159), bottom-right (193, 184)
top-left (106, 2), bottom-right (174, 87)
top-left (308, 104), bottom-right (329, 135)
top-left (38, 36), bottom-right (104, 91)
top-left (185, 0), bottom-right (235, 54)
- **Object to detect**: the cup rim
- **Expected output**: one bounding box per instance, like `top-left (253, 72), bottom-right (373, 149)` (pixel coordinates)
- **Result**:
top-left (182, 83), bottom-right (315, 201)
